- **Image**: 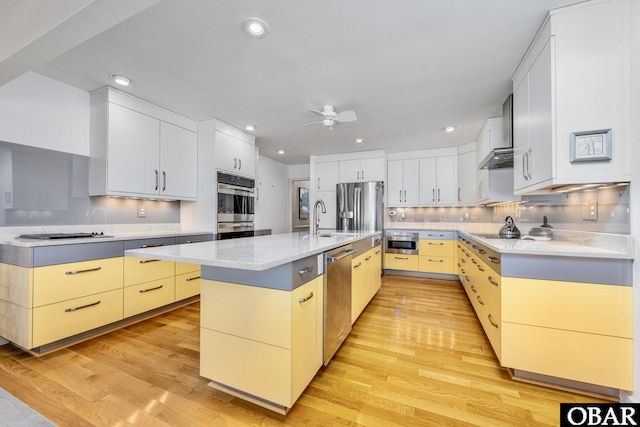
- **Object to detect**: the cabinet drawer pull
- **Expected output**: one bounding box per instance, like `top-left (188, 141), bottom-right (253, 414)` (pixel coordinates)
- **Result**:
top-left (375, 250), bottom-right (381, 255)
top-left (141, 243), bottom-right (164, 248)
top-left (428, 234), bottom-right (444, 237)
top-left (488, 256), bottom-right (500, 264)
top-left (298, 266), bottom-right (314, 276)
top-left (476, 295), bottom-right (484, 305)
top-left (298, 292), bottom-right (314, 303)
top-left (488, 314), bottom-right (499, 329)
top-left (476, 265), bottom-right (485, 272)
top-left (365, 256), bottom-right (372, 261)
top-left (394, 256), bottom-right (409, 260)
top-left (464, 253), bottom-right (470, 258)
top-left (185, 240), bottom-right (203, 244)
top-left (428, 259), bottom-right (444, 263)
top-left (470, 285), bottom-right (477, 293)
top-left (464, 275), bottom-right (470, 283)
top-left (139, 259), bottom-right (161, 264)
top-left (65, 300), bottom-right (101, 312)
top-left (461, 258), bottom-right (466, 264)
top-left (457, 263), bottom-right (461, 268)
top-left (477, 248), bottom-right (486, 254)
top-left (65, 266), bottom-right (102, 275)
top-left (471, 259), bottom-right (477, 264)
top-left (428, 242), bottom-right (444, 246)
top-left (488, 276), bottom-right (499, 287)
top-left (139, 285), bottom-right (163, 293)
top-left (185, 276), bottom-right (201, 282)
top-left (353, 262), bottom-right (362, 269)
top-left (460, 268), bottom-right (465, 274)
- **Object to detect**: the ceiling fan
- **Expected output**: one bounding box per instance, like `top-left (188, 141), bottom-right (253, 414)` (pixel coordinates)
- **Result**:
top-left (303, 105), bottom-right (357, 128)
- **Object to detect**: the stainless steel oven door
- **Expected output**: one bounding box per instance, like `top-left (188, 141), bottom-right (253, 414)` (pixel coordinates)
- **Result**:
top-left (217, 183), bottom-right (255, 223)
top-left (217, 222), bottom-right (255, 240)
top-left (385, 231), bottom-right (419, 254)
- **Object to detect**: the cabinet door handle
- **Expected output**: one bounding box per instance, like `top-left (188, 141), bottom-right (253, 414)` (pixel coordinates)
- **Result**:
top-left (477, 248), bottom-right (486, 254)
top-left (185, 276), bottom-right (201, 282)
top-left (488, 314), bottom-right (499, 328)
top-left (234, 158), bottom-right (237, 169)
top-left (162, 171), bottom-right (166, 191)
top-left (527, 149), bottom-right (533, 179)
top-left (477, 295), bottom-right (484, 305)
top-left (394, 256), bottom-right (408, 260)
top-left (458, 188), bottom-right (461, 202)
top-left (364, 256), bottom-right (372, 261)
top-left (437, 188), bottom-right (440, 202)
top-left (432, 189), bottom-right (435, 203)
top-left (465, 275), bottom-right (471, 283)
top-left (139, 259), bottom-right (161, 264)
top-left (317, 177), bottom-right (321, 190)
top-left (298, 266), bottom-right (314, 276)
top-left (238, 159), bottom-right (242, 170)
top-left (470, 284), bottom-right (477, 293)
top-left (375, 250), bottom-right (381, 255)
top-left (488, 276), bottom-right (499, 287)
top-left (185, 240), bottom-right (204, 244)
top-left (155, 170), bottom-right (159, 190)
top-left (460, 268), bottom-right (465, 274)
top-left (428, 259), bottom-right (444, 263)
top-left (140, 285), bottom-right (164, 293)
top-left (428, 242), bottom-right (443, 246)
top-left (357, 171), bottom-right (360, 180)
top-left (353, 262), bottom-right (362, 269)
top-left (477, 264), bottom-right (485, 272)
top-left (522, 154), bottom-right (528, 180)
top-left (488, 256), bottom-right (500, 264)
top-left (399, 190), bottom-right (402, 203)
top-left (65, 266), bottom-right (102, 275)
top-left (298, 292), bottom-right (314, 303)
top-left (141, 243), bottom-right (164, 248)
top-left (65, 300), bottom-right (101, 312)
top-left (403, 190), bottom-right (407, 203)
top-left (361, 170), bottom-right (364, 180)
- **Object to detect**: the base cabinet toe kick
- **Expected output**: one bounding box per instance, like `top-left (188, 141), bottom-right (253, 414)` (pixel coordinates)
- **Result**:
top-left (457, 234), bottom-right (634, 397)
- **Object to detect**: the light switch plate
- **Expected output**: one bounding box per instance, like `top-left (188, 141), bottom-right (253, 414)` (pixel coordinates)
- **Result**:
top-left (138, 206), bottom-right (147, 218)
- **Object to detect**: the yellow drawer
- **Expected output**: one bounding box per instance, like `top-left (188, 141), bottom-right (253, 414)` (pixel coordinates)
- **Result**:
top-left (124, 257), bottom-right (175, 286)
top-left (33, 257), bottom-right (123, 307)
top-left (419, 256), bottom-right (454, 274)
top-left (32, 289), bottom-right (124, 347)
top-left (123, 277), bottom-right (175, 318)
top-left (419, 240), bottom-right (454, 257)
top-left (384, 254), bottom-right (419, 271)
top-left (175, 271), bottom-right (201, 300)
top-left (502, 277), bottom-right (632, 338)
top-left (502, 322), bottom-right (632, 390)
top-left (200, 280), bottom-right (291, 349)
top-left (176, 262), bottom-right (199, 275)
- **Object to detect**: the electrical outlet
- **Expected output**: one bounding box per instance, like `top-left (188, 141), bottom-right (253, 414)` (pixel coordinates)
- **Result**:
top-left (582, 201), bottom-right (598, 221)
top-left (138, 206), bottom-right (147, 218)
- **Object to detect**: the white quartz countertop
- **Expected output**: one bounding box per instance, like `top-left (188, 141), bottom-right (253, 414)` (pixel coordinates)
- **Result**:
top-left (458, 231), bottom-right (633, 260)
top-left (125, 231), bottom-right (381, 271)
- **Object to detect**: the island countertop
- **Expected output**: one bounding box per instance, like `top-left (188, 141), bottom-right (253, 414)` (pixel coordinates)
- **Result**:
top-left (125, 231), bottom-right (381, 271)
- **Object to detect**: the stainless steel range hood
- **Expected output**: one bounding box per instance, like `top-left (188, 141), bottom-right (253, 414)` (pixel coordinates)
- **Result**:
top-left (479, 147), bottom-right (514, 169)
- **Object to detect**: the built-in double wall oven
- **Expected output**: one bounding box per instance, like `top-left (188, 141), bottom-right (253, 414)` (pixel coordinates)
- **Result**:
top-left (217, 171), bottom-right (255, 240)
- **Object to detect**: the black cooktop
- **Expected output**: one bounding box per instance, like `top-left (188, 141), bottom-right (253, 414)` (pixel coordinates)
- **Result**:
top-left (18, 232), bottom-right (110, 240)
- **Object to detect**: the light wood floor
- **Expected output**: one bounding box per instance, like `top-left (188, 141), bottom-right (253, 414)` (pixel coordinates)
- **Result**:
top-left (0, 275), bottom-right (604, 426)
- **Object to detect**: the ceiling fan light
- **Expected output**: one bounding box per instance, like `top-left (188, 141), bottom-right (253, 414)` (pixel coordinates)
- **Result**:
top-left (243, 18), bottom-right (269, 38)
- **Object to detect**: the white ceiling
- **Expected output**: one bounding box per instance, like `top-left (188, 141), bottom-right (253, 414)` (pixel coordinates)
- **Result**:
top-left (5, 0), bottom-right (582, 165)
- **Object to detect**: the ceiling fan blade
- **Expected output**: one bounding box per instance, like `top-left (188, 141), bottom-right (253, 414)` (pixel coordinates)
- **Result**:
top-left (307, 109), bottom-right (326, 118)
top-left (336, 110), bottom-right (357, 122)
top-left (302, 121), bottom-right (323, 127)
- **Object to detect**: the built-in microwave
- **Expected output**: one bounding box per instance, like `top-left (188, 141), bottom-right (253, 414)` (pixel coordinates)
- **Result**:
top-left (385, 231), bottom-right (419, 255)
top-left (217, 172), bottom-right (255, 239)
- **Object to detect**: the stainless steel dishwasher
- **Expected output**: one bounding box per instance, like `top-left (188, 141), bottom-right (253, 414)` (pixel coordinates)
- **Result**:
top-left (324, 244), bottom-right (356, 365)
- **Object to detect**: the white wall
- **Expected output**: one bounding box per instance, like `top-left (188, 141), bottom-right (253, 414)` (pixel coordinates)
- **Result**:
top-left (0, 72), bottom-right (89, 155)
top-left (255, 155), bottom-right (289, 234)
top-left (288, 163), bottom-right (310, 180)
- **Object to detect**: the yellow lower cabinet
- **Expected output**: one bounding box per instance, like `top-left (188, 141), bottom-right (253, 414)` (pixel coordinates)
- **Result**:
top-left (502, 322), bottom-right (633, 390)
top-left (200, 277), bottom-right (322, 409)
top-left (175, 270), bottom-right (201, 300)
top-left (123, 278), bottom-right (176, 318)
top-left (370, 247), bottom-right (382, 295)
top-left (33, 257), bottom-right (123, 306)
top-left (418, 256), bottom-right (454, 274)
top-left (351, 254), bottom-right (368, 324)
top-left (384, 253), bottom-right (419, 271)
top-left (124, 257), bottom-right (174, 286)
top-left (32, 289), bottom-right (124, 347)
top-left (175, 262), bottom-right (199, 276)
top-left (419, 239), bottom-right (454, 257)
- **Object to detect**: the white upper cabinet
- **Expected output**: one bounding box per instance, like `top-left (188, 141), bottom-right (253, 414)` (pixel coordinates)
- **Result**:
top-left (213, 130), bottom-right (255, 177)
top-left (476, 118), bottom-right (518, 204)
top-left (387, 159), bottom-right (419, 206)
top-left (339, 157), bottom-right (385, 182)
top-left (419, 155), bottom-right (456, 206)
top-left (456, 142), bottom-right (476, 205)
top-left (512, 0), bottom-right (631, 194)
top-left (89, 87), bottom-right (198, 200)
top-left (315, 161), bottom-right (339, 191)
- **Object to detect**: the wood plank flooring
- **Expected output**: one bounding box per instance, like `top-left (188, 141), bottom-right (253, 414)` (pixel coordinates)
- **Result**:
top-left (0, 275), bottom-right (605, 426)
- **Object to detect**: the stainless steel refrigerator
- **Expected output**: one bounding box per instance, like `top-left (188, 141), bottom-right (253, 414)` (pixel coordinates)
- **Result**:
top-left (336, 181), bottom-right (384, 232)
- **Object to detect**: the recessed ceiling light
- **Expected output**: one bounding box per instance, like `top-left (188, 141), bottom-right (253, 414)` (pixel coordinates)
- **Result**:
top-left (111, 75), bottom-right (132, 86)
top-left (243, 18), bottom-right (269, 38)
top-left (245, 124), bottom-right (255, 131)
top-left (444, 126), bottom-right (456, 133)
top-left (277, 149), bottom-right (285, 154)
top-left (355, 138), bottom-right (364, 143)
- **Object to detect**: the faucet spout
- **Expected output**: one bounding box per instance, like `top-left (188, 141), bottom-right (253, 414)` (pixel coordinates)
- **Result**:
top-left (312, 199), bottom-right (327, 235)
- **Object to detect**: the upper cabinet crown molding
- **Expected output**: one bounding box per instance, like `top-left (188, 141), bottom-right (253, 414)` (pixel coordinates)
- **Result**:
top-left (512, 0), bottom-right (631, 194)
top-left (89, 86), bottom-right (198, 200)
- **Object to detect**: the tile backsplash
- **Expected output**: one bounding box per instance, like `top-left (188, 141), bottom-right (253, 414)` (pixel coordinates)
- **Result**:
top-left (387, 184), bottom-right (631, 234)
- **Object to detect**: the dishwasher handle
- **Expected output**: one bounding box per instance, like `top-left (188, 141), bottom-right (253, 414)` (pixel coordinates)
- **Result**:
top-left (327, 248), bottom-right (357, 263)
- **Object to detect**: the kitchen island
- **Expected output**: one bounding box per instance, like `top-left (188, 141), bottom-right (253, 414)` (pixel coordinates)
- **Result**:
top-left (125, 230), bottom-right (381, 414)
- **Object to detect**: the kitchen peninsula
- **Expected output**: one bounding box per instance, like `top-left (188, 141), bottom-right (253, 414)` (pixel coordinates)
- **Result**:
top-left (125, 230), bottom-right (381, 414)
